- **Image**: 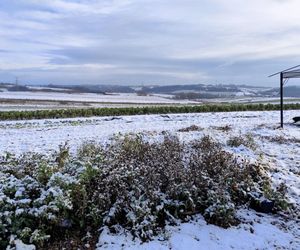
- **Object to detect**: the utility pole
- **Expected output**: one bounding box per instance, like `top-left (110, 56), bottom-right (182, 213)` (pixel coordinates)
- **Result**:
top-left (280, 72), bottom-right (283, 128)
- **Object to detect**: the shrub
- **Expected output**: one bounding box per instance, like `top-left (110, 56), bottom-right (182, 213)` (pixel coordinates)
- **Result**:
top-left (212, 125), bottom-right (232, 132)
top-left (178, 125), bottom-right (203, 132)
top-left (262, 135), bottom-right (300, 144)
top-left (227, 133), bottom-right (256, 150)
top-left (0, 134), bottom-right (291, 248)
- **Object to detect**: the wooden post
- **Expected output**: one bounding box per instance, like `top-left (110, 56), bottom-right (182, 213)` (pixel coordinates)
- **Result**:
top-left (280, 72), bottom-right (283, 128)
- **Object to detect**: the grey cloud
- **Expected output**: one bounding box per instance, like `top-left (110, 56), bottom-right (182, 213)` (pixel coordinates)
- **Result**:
top-left (1, 0), bottom-right (300, 86)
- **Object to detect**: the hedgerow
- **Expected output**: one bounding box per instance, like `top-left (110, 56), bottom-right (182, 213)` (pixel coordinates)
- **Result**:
top-left (0, 134), bottom-right (290, 249)
top-left (0, 103), bottom-right (299, 120)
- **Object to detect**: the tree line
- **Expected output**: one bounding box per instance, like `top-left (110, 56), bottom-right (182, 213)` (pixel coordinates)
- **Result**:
top-left (0, 103), bottom-right (299, 120)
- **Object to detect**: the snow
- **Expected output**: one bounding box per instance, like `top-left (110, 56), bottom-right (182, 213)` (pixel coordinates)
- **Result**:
top-left (6, 238), bottom-right (36, 250)
top-left (1, 110), bottom-right (299, 250)
top-left (0, 91), bottom-right (195, 104)
top-left (97, 210), bottom-right (298, 250)
top-left (1, 91), bottom-right (298, 112)
top-left (0, 110), bottom-right (298, 155)
top-left (14, 240), bottom-right (35, 250)
top-left (209, 96), bottom-right (300, 104)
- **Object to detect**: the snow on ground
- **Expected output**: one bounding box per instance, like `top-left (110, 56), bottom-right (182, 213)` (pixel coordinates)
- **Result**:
top-left (97, 210), bottom-right (298, 250)
top-left (208, 96), bottom-right (300, 104)
top-left (1, 91), bottom-right (298, 112)
top-left (0, 91), bottom-right (196, 104)
top-left (0, 102), bottom-right (178, 111)
top-left (0, 110), bottom-right (298, 155)
top-left (1, 110), bottom-right (299, 249)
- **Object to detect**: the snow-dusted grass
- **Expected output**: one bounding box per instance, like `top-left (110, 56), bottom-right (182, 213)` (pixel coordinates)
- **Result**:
top-left (1, 110), bottom-right (299, 249)
top-left (0, 110), bottom-right (298, 155)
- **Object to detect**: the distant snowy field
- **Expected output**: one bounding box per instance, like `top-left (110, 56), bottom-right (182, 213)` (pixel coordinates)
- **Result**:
top-left (0, 91), bottom-right (196, 104)
top-left (1, 91), bottom-right (299, 112)
top-left (1, 110), bottom-right (299, 249)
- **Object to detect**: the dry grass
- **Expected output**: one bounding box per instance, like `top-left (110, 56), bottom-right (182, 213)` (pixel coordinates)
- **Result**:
top-left (261, 135), bottom-right (300, 144)
top-left (178, 125), bottom-right (203, 132)
top-left (227, 133), bottom-right (257, 150)
top-left (212, 125), bottom-right (232, 132)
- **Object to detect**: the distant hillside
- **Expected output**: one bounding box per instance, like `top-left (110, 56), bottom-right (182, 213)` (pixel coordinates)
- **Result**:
top-left (7, 85), bottom-right (31, 92)
top-left (261, 86), bottom-right (300, 97)
top-left (4, 82), bottom-right (293, 100)
top-left (47, 84), bottom-right (135, 94)
top-left (141, 84), bottom-right (240, 94)
top-left (0, 83), bottom-right (14, 88)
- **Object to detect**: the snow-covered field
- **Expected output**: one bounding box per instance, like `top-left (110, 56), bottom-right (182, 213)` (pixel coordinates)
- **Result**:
top-left (0, 110), bottom-right (298, 155)
top-left (1, 91), bottom-right (299, 112)
top-left (1, 110), bottom-right (299, 249)
top-left (0, 91), bottom-right (200, 111)
top-left (0, 91), bottom-right (196, 104)
top-left (204, 96), bottom-right (300, 105)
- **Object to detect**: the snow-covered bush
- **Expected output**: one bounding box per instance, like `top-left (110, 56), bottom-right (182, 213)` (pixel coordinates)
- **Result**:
top-left (227, 133), bottom-right (256, 150)
top-left (204, 190), bottom-right (236, 228)
top-left (0, 134), bottom-right (290, 248)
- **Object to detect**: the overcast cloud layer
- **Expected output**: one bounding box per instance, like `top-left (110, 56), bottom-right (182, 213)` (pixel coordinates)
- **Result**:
top-left (1, 0), bottom-right (300, 86)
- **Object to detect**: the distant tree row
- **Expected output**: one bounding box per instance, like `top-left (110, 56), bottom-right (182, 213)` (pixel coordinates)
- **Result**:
top-left (173, 92), bottom-right (221, 99)
top-left (0, 103), bottom-right (299, 120)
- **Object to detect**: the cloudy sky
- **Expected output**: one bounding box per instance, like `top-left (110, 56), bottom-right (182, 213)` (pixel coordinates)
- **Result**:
top-left (1, 0), bottom-right (300, 86)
